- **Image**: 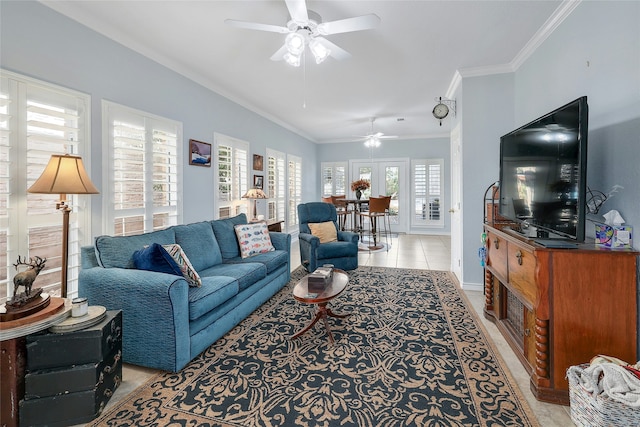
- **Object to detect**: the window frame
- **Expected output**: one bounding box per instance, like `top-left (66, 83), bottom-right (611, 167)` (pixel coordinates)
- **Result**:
top-left (321, 161), bottom-right (348, 197)
top-left (411, 158), bottom-right (445, 228)
top-left (214, 133), bottom-right (249, 219)
top-left (102, 100), bottom-right (183, 236)
top-left (1, 69), bottom-right (92, 301)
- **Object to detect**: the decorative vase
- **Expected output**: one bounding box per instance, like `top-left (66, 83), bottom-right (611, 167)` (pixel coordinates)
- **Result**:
top-left (355, 189), bottom-right (362, 200)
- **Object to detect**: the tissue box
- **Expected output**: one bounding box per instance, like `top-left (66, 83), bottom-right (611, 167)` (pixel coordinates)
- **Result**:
top-left (594, 224), bottom-right (633, 248)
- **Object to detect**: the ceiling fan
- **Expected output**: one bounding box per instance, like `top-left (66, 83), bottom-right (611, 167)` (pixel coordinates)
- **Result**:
top-left (356, 118), bottom-right (398, 147)
top-left (225, 0), bottom-right (380, 67)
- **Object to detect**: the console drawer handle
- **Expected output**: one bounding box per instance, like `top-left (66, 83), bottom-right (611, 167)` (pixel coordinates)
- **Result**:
top-left (515, 250), bottom-right (523, 265)
top-left (493, 238), bottom-right (500, 249)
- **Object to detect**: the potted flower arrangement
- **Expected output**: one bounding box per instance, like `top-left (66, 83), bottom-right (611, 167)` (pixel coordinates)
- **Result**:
top-left (350, 179), bottom-right (370, 200)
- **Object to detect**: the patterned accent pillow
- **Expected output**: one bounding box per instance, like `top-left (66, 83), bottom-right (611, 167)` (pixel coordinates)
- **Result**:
top-left (234, 222), bottom-right (275, 259)
top-left (308, 221), bottom-right (337, 244)
top-left (133, 243), bottom-right (183, 277)
top-left (162, 244), bottom-right (202, 287)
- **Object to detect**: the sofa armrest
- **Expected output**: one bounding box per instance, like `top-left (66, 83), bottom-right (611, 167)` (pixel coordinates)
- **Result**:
top-left (338, 230), bottom-right (359, 244)
top-left (269, 231), bottom-right (291, 252)
top-left (79, 267), bottom-right (191, 372)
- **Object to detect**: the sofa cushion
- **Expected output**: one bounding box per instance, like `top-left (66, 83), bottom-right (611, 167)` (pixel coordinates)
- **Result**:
top-left (162, 244), bottom-right (202, 287)
top-left (222, 250), bottom-right (289, 275)
top-left (234, 222), bottom-right (275, 258)
top-left (174, 221), bottom-right (222, 270)
top-left (211, 214), bottom-right (247, 259)
top-left (132, 243), bottom-right (183, 277)
top-left (199, 262), bottom-right (266, 291)
top-left (188, 276), bottom-right (239, 321)
top-left (308, 221), bottom-right (338, 243)
top-left (95, 228), bottom-right (176, 268)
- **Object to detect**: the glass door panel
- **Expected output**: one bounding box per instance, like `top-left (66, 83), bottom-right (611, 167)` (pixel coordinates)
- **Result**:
top-left (351, 159), bottom-right (407, 233)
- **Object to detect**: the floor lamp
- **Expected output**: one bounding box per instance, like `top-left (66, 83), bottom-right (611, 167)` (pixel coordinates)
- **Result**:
top-left (242, 188), bottom-right (268, 221)
top-left (28, 154), bottom-right (99, 298)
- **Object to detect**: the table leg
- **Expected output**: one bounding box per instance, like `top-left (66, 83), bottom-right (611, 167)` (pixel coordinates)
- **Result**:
top-left (1, 337), bottom-right (26, 427)
top-left (291, 303), bottom-right (351, 343)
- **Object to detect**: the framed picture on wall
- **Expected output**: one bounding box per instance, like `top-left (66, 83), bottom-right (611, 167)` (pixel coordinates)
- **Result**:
top-left (189, 139), bottom-right (212, 167)
top-left (254, 175), bottom-right (264, 189)
top-left (253, 154), bottom-right (264, 171)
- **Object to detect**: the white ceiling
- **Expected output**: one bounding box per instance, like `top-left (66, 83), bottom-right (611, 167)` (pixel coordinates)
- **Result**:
top-left (41, 0), bottom-right (569, 143)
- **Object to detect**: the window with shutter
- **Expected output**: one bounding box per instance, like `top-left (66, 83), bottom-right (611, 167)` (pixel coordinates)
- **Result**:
top-left (103, 101), bottom-right (182, 236)
top-left (266, 149), bottom-right (286, 224)
top-left (287, 154), bottom-right (302, 230)
top-left (1, 70), bottom-right (91, 301)
top-left (411, 159), bottom-right (444, 227)
top-left (214, 133), bottom-right (248, 219)
top-left (321, 162), bottom-right (347, 197)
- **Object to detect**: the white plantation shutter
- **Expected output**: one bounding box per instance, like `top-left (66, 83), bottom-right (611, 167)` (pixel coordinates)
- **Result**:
top-left (0, 70), bottom-right (91, 301)
top-left (287, 154), bottom-right (302, 230)
top-left (103, 101), bottom-right (182, 236)
top-left (266, 149), bottom-right (286, 224)
top-left (214, 133), bottom-right (248, 219)
top-left (321, 162), bottom-right (347, 197)
top-left (412, 159), bottom-right (444, 227)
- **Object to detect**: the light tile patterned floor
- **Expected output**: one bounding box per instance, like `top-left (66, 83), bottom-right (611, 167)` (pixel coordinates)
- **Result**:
top-left (84, 234), bottom-right (574, 427)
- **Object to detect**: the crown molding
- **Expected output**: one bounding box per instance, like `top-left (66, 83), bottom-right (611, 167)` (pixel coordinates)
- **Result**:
top-left (446, 0), bottom-right (581, 90)
top-left (511, 0), bottom-right (582, 71)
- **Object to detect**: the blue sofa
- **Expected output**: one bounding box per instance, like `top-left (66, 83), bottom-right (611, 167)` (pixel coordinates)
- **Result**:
top-left (79, 214), bottom-right (291, 372)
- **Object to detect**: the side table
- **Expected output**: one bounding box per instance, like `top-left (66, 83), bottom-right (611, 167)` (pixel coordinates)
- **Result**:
top-left (0, 297), bottom-right (69, 427)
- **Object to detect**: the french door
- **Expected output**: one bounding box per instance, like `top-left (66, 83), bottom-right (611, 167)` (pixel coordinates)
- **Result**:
top-left (350, 159), bottom-right (408, 233)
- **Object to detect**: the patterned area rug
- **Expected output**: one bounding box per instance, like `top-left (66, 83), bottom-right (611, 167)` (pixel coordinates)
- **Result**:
top-left (90, 267), bottom-right (539, 427)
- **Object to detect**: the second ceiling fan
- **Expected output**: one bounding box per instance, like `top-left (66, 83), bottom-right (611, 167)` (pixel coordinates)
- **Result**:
top-left (225, 0), bottom-right (380, 66)
top-left (356, 118), bottom-right (398, 147)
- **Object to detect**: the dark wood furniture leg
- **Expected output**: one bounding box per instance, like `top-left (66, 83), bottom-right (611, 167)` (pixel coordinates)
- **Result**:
top-left (291, 303), bottom-right (351, 343)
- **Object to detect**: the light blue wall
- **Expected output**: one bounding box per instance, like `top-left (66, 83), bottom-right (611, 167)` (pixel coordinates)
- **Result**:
top-left (0, 1), bottom-right (317, 237)
top-left (459, 73), bottom-right (515, 287)
top-left (514, 0), bottom-right (640, 242)
top-left (459, 0), bottom-right (640, 289)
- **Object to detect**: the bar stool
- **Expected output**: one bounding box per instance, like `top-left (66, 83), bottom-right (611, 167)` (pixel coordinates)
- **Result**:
top-left (379, 195), bottom-right (392, 246)
top-left (356, 196), bottom-right (389, 251)
top-left (332, 195), bottom-right (350, 231)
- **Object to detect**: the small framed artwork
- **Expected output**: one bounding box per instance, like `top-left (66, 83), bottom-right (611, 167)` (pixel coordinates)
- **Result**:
top-left (189, 139), bottom-right (212, 167)
top-left (253, 154), bottom-right (264, 171)
top-left (254, 175), bottom-right (264, 189)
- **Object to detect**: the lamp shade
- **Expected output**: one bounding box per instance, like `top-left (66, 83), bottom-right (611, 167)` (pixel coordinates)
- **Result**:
top-left (28, 154), bottom-right (99, 195)
top-left (242, 188), bottom-right (268, 199)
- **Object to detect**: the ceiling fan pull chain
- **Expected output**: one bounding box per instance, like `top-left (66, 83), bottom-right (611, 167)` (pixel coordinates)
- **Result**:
top-left (302, 51), bottom-right (307, 109)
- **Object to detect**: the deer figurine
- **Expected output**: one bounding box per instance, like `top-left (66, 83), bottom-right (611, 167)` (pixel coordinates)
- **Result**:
top-left (13, 255), bottom-right (47, 297)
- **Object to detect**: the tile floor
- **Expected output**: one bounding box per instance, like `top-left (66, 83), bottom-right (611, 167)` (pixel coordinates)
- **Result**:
top-left (86, 234), bottom-right (574, 427)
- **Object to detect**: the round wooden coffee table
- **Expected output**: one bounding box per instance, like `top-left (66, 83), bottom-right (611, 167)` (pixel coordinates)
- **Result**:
top-left (291, 269), bottom-right (350, 343)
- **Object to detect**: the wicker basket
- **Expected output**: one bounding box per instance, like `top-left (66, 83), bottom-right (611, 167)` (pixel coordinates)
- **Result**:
top-left (567, 364), bottom-right (640, 427)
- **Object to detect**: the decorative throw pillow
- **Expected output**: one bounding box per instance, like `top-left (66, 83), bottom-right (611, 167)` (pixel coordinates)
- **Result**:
top-left (234, 222), bottom-right (275, 258)
top-left (308, 221), bottom-right (337, 243)
top-left (162, 244), bottom-right (202, 287)
top-left (133, 243), bottom-right (183, 277)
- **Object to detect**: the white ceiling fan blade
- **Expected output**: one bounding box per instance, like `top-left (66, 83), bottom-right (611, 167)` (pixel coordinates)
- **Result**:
top-left (317, 14), bottom-right (381, 35)
top-left (225, 19), bottom-right (289, 34)
top-left (314, 37), bottom-right (351, 61)
top-left (379, 135), bottom-right (399, 139)
top-left (285, 0), bottom-right (308, 23)
top-left (270, 44), bottom-right (288, 61)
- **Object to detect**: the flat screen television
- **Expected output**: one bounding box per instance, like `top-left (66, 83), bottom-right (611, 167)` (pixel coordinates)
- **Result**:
top-left (498, 96), bottom-right (589, 242)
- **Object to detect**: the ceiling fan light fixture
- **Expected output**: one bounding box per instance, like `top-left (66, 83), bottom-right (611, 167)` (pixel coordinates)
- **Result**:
top-left (285, 32), bottom-right (305, 55)
top-left (309, 39), bottom-right (330, 64)
top-left (283, 51), bottom-right (301, 67)
top-left (364, 136), bottom-right (380, 148)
